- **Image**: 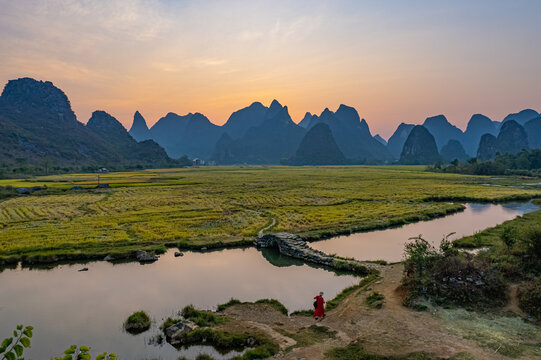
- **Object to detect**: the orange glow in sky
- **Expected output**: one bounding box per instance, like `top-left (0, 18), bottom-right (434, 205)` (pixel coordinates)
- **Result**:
top-left (1, 0), bottom-right (540, 138)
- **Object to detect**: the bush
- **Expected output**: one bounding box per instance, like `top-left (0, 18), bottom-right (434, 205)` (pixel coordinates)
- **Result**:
top-left (174, 328), bottom-right (278, 359)
top-left (124, 311), bottom-right (150, 334)
top-left (254, 299), bottom-right (288, 315)
top-left (517, 279), bottom-right (541, 320)
top-left (366, 291), bottom-right (385, 308)
top-left (217, 298), bottom-right (242, 312)
top-left (216, 298), bottom-right (288, 315)
top-left (402, 235), bottom-right (507, 307)
top-left (181, 305), bottom-right (227, 327)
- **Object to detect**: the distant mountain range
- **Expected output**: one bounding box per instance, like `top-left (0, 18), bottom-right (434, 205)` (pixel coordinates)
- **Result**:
top-left (1, 77), bottom-right (540, 169)
top-left (0, 78), bottom-right (171, 169)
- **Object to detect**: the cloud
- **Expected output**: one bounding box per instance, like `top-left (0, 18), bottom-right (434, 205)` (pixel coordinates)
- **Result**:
top-left (50, 0), bottom-right (171, 41)
top-left (238, 31), bottom-right (264, 41)
top-left (270, 16), bottom-right (322, 41)
top-left (197, 58), bottom-right (227, 67)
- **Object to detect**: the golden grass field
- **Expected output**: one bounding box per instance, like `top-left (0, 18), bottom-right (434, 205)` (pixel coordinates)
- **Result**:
top-left (1, 166), bottom-right (541, 263)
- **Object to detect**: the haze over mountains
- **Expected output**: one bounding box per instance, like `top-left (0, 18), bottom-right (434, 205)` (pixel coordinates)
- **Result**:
top-left (1, 77), bottom-right (539, 169)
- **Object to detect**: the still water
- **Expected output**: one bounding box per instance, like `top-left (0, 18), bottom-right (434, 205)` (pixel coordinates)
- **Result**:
top-left (0, 202), bottom-right (538, 359)
top-left (311, 202), bottom-right (540, 263)
top-left (0, 248), bottom-right (358, 359)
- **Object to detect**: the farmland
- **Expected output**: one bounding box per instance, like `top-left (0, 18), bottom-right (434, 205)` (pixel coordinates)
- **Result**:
top-left (1, 166), bottom-right (541, 264)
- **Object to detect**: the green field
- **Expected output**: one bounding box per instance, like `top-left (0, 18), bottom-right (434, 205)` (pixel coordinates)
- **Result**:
top-left (1, 166), bottom-right (541, 264)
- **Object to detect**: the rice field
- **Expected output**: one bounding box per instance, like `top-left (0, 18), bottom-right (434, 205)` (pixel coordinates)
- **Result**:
top-left (1, 166), bottom-right (541, 262)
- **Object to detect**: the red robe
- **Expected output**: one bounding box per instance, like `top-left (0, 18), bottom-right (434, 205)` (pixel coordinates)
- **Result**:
top-left (313, 295), bottom-right (325, 318)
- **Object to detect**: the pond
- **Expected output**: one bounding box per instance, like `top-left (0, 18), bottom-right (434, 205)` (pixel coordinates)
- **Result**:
top-left (0, 201), bottom-right (538, 359)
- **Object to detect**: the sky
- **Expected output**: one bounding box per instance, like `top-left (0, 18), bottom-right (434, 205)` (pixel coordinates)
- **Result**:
top-left (0, 0), bottom-right (540, 139)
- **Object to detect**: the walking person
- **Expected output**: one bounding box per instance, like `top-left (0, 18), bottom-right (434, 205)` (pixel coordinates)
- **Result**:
top-left (313, 291), bottom-right (325, 320)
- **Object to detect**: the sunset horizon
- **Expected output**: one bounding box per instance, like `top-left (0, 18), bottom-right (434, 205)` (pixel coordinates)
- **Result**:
top-left (2, 0), bottom-right (540, 138)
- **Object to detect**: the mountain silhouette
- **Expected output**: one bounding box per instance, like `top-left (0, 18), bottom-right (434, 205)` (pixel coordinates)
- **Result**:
top-left (503, 109), bottom-right (539, 125)
top-left (298, 112), bottom-right (317, 129)
top-left (128, 111), bottom-right (151, 141)
top-left (422, 115), bottom-right (464, 150)
top-left (440, 139), bottom-right (469, 162)
top-left (87, 110), bottom-right (169, 164)
top-left (496, 120), bottom-right (529, 155)
top-left (210, 101), bottom-right (306, 164)
top-left (0, 78), bottom-right (169, 168)
top-left (477, 134), bottom-right (499, 160)
top-left (282, 123), bottom-right (346, 165)
top-left (477, 120), bottom-right (529, 160)
top-left (524, 116), bottom-right (541, 149)
top-left (374, 134), bottom-right (387, 146)
top-left (462, 114), bottom-right (498, 156)
top-left (387, 123), bottom-right (414, 159)
top-left (148, 112), bottom-right (222, 159)
top-left (2, 77), bottom-right (539, 168)
top-left (399, 125), bottom-right (441, 165)
top-left (305, 105), bottom-right (393, 163)
top-left (221, 101), bottom-right (268, 139)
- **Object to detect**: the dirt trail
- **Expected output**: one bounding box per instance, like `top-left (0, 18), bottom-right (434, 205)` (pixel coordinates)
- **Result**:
top-left (258, 218), bottom-right (277, 237)
top-left (221, 264), bottom-right (540, 360)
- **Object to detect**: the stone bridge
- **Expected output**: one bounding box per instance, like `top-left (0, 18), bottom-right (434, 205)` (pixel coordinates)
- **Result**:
top-left (254, 232), bottom-right (379, 274)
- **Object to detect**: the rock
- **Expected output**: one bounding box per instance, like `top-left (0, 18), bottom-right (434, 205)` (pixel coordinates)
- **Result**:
top-left (164, 320), bottom-right (197, 346)
top-left (135, 250), bottom-right (158, 262)
top-left (103, 255), bottom-right (115, 261)
top-left (254, 232), bottom-right (372, 274)
top-left (200, 247), bottom-right (207, 250)
top-left (78, 267), bottom-right (89, 272)
top-left (174, 252), bottom-right (183, 257)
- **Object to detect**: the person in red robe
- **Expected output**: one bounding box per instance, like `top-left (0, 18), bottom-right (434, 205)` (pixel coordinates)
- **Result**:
top-left (313, 291), bottom-right (325, 320)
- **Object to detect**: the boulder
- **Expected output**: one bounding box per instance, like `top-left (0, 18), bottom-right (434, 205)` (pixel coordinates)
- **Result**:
top-left (164, 320), bottom-right (197, 346)
top-left (136, 250), bottom-right (158, 262)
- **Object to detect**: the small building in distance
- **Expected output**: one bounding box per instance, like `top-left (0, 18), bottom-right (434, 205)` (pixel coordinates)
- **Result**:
top-left (97, 167), bottom-right (109, 173)
top-left (192, 158), bottom-right (205, 166)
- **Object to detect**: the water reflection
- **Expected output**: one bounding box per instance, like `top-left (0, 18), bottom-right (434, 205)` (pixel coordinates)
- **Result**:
top-left (0, 247), bottom-right (358, 359)
top-left (311, 202), bottom-right (540, 263)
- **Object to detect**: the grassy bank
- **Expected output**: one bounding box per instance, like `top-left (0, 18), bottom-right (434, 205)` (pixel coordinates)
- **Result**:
top-left (454, 203), bottom-right (541, 248)
top-left (1, 166), bottom-right (541, 263)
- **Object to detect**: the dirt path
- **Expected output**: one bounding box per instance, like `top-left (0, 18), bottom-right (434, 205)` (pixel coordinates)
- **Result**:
top-left (220, 264), bottom-right (540, 360)
top-left (258, 218), bottom-right (276, 237)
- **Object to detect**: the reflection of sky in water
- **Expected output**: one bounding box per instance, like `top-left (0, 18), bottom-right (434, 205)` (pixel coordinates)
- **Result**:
top-left (312, 202), bottom-right (540, 263)
top-left (0, 248), bottom-right (358, 359)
